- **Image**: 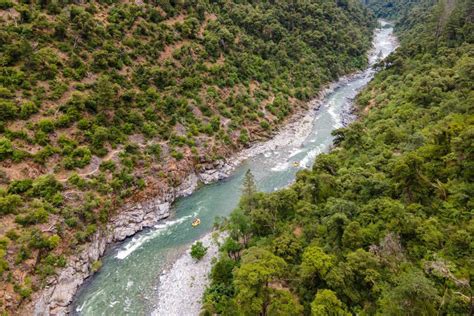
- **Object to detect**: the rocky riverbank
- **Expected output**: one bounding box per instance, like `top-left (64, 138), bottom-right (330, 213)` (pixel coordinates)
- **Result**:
top-left (152, 233), bottom-right (225, 316)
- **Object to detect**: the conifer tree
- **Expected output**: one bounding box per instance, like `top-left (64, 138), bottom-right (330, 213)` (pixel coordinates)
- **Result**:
top-left (241, 169), bottom-right (257, 212)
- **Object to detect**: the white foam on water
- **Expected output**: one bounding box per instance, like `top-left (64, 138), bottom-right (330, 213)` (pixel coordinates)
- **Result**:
top-left (288, 148), bottom-right (304, 158)
top-left (323, 99), bottom-right (333, 109)
top-left (76, 302), bottom-right (85, 312)
top-left (271, 161), bottom-right (290, 172)
top-left (328, 106), bottom-right (343, 129)
top-left (300, 144), bottom-right (326, 168)
top-left (78, 288), bottom-right (105, 313)
top-left (109, 301), bottom-right (119, 308)
top-left (116, 212), bottom-right (198, 260)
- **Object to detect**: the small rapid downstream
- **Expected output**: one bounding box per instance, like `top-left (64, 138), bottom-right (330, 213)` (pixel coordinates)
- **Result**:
top-left (72, 21), bottom-right (397, 316)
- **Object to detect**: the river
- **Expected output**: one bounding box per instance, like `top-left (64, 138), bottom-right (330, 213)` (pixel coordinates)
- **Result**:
top-left (71, 21), bottom-right (398, 316)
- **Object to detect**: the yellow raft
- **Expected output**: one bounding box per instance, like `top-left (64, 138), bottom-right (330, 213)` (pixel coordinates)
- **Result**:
top-left (192, 218), bottom-right (201, 227)
top-left (292, 161), bottom-right (300, 167)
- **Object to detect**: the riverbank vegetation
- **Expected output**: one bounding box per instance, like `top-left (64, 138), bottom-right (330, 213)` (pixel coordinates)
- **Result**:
top-left (204, 0), bottom-right (473, 314)
top-left (0, 0), bottom-right (376, 312)
top-left (191, 241), bottom-right (208, 261)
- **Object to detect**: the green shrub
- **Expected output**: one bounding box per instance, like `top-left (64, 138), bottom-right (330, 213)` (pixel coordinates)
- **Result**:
top-left (8, 179), bottom-right (33, 194)
top-left (190, 241), bottom-right (208, 261)
top-left (30, 175), bottom-right (63, 200)
top-left (0, 138), bottom-right (14, 161)
top-left (146, 144), bottom-right (161, 159)
top-left (238, 129), bottom-right (249, 144)
top-left (37, 119), bottom-right (55, 133)
top-left (19, 101), bottom-right (39, 119)
top-left (75, 224), bottom-right (97, 242)
top-left (91, 260), bottom-right (102, 272)
top-left (0, 194), bottom-right (22, 215)
top-left (68, 173), bottom-right (88, 189)
top-left (0, 100), bottom-right (18, 121)
top-left (28, 229), bottom-right (56, 250)
top-left (0, 0), bottom-right (13, 10)
top-left (64, 146), bottom-right (92, 169)
top-left (171, 150), bottom-right (184, 160)
top-left (260, 120), bottom-right (270, 130)
top-left (34, 130), bottom-right (49, 146)
top-left (0, 237), bottom-right (8, 249)
top-left (0, 249), bottom-right (9, 275)
top-left (15, 207), bottom-right (49, 226)
top-left (14, 278), bottom-right (32, 299)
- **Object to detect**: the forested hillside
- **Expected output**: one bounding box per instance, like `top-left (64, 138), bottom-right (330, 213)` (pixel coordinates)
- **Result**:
top-left (364, 0), bottom-right (431, 19)
top-left (204, 0), bottom-right (473, 314)
top-left (0, 0), bottom-right (376, 312)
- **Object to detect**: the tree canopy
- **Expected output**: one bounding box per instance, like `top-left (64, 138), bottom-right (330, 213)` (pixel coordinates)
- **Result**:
top-left (204, 0), bottom-right (473, 314)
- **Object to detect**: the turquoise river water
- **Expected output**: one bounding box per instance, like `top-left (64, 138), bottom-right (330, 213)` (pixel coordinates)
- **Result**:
top-left (72, 21), bottom-right (397, 316)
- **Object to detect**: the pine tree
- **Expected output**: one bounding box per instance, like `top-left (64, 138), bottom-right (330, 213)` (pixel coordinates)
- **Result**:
top-left (241, 169), bottom-right (257, 212)
top-left (242, 169), bottom-right (257, 197)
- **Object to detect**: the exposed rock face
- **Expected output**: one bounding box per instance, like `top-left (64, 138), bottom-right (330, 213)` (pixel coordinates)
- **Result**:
top-left (199, 160), bottom-right (235, 184)
top-left (29, 172), bottom-right (204, 316)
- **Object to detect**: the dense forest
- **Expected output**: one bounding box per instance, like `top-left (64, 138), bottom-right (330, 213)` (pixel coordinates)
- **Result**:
top-left (204, 0), bottom-right (473, 314)
top-left (364, 0), bottom-right (431, 19)
top-left (0, 0), bottom-right (376, 312)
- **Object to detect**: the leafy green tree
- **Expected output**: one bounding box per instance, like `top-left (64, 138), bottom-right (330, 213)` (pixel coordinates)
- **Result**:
top-left (300, 244), bottom-right (333, 282)
top-left (271, 232), bottom-right (303, 263)
top-left (311, 289), bottom-right (350, 316)
top-left (342, 221), bottom-right (364, 250)
top-left (210, 255), bottom-right (236, 285)
top-left (378, 270), bottom-right (439, 316)
top-left (94, 75), bottom-right (117, 111)
top-left (267, 289), bottom-right (304, 316)
top-left (233, 247), bottom-right (287, 315)
top-left (221, 237), bottom-right (242, 261)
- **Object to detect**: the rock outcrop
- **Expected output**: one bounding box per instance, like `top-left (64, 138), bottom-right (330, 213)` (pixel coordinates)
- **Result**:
top-left (29, 171), bottom-right (205, 315)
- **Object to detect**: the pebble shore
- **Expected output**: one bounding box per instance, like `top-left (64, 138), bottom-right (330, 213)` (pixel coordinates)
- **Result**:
top-left (152, 233), bottom-right (223, 316)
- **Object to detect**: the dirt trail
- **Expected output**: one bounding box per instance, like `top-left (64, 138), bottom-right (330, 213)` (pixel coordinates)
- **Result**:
top-left (56, 148), bottom-right (122, 182)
